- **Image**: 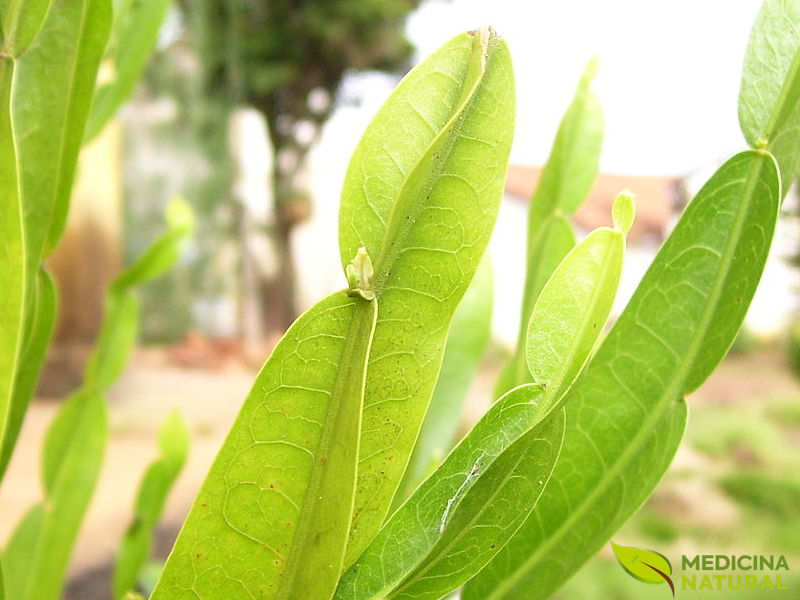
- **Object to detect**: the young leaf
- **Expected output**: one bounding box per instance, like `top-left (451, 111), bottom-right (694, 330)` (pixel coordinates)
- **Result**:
top-left (151, 292), bottom-right (378, 600)
top-left (2, 204), bottom-right (191, 600)
top-left (496, 59), bottom-right (602, 397)
top-left (526, 193), bottom-right (632, 395)
top-left (340, 28), bottom-right (515, 565)
top-left (739, 0), bottom-right (800, 190)
top-left (0, 0), bottom-right (52, 56)
top-left (464, 150), bottom-right (780, 600)
top-left (0, 269), bottom-right (57, 480)
top-left (114, 411), bottom-right (189, 599)
top-left (394, 256), bottom-right (493, 504)
top-left (334, 384), bottom-right (562, 600)
top-left (12, 0), bottom-right (111, 259)
top-left (84, 0), bottom-right (172, 142)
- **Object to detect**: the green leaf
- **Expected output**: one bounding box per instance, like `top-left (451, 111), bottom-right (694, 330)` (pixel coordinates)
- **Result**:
top-left (0, 56), bottom-right (26, 484)
top-left (464, 150), bottom-right (780, 600)
top-left (1, 505), bottom-right (45, 599)
top-left (335, 384), bottom-right (562, 600)
top-left (0, 269), bottom-right (57, 481)
top-left (0, 560), bottom-right (4, 600)
top-left (151, 292), bottom-right (378, 600)
top-left (0, 0), bottom-right (52, 56)
top-left (340, 29), bottom-right (515, 565)
top-left (113, 411), bottom-right (189, 600)
top-left (525, 194), bottom-right (631, 395)
top-left (12, 0), bottom-right (111, 259)
top-left (6, 391), bottom-right (108, 600)
top-left (496, 59), bottom-right (602, 398)
top-left (739, 0), bottom-right (800, 191)
top-left (394, 256), bottom-right (493, 504)
top-left (611, 542), bottom-right (672, 584)
top-left (84, 0), bottom-right (172, 141)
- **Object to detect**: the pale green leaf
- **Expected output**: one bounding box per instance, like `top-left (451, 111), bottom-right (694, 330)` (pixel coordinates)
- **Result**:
top-left (113, 411), bottom-right (189, 600)
top-left (611, 542), bottom-right (673, 584)
top-left (394, 256), bottom-right (493, 504)
top-left (0, 56), bottom-right (25, 486)
top-left (12, 0), bottom-right (112, 258)
top-left (335, 384), bottom-right (561, 600)
top-left (7, 391), bottom-right (108, 600)
top-left (1, 505), bottom-right (44, 598)
top-left (0, 269), bottom-right (57, 480)
top-left (739, 0), bottom-right (800, 190)
top-left (525, 198), bottom-right (630, 395)
top-left (341, 30), bottom-right (515, 565)
top-left (84, 0), bottom-right (172, 141)
top-left (496, 59), bottom-right (601, 398)
top-left (0, 560), bottom-right (4, 600)
top-left (464, 150), bottom-right (780, 600)
top-left (152, 292), bottom-right (378, 600)
top-left (0, 0), bottom-right (52, 56)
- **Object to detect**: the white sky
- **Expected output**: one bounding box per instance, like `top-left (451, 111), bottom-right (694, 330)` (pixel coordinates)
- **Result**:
top-left (401, 0), bottom-right (764, 176)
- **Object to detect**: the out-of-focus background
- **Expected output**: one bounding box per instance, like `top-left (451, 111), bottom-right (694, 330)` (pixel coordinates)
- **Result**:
top-left (2, 1), bottom-right (799, 597)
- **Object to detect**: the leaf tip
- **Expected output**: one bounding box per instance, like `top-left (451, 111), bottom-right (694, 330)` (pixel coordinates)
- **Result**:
top-left (612, 190), bottom-right (635, 235)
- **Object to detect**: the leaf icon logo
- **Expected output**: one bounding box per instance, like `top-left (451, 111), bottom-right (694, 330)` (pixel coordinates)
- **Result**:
top-left (611, 542), bottom-right (675, 597)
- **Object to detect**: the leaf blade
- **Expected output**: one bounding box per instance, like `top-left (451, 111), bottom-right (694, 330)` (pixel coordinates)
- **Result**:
top-left (345, 30), bottom-right (515, 565)
top-left (738, 0), bottom-right (800, 190)
top-left (151, 292), bottom-right (378, 600)
top-left (394, 256), bottom-right (493, 504)
top-left (335, 384), bottom-right (559, 600)
top-left (465, 150), bottom-right (781, 600)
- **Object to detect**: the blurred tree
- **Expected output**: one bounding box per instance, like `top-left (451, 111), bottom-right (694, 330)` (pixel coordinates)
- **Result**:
top-left (179, 0), bottom-right (423, 335)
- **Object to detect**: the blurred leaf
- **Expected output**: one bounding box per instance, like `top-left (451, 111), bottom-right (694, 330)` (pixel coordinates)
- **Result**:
top-left (0, 270), bottom-right (57, 481)
top-left (739, 0), bottom-right (800, 192)
top-left (395, 256), bottom-right (493, 504)
top-left (338, 30), bottom-right (515, 565)
top-left (611, 542), bottom-right (672, 584)
top-left (113, 411), bottom-right (189, 599)
top-left (2, 204), bottom-right (190, 600)
top-left (152, 292), bottom-right (378, 600)
top-left (496, 59), bottom-right (602, 398)
top-left (84, 0), bottom-right (172, 141)
top-left (465, 150), bottom-right (780, 599)
top-left (0, 0), bottom-right (52, 56)
top-left (335, 384), bottom-right (562, 600)
top-left (719, 472), bottom-right (800, 517)
top-left (5, 391), bottom-right (107, 600)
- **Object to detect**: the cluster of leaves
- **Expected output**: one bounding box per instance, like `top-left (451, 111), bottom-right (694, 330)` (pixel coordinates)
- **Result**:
top-left (0, 1), bottom-right (190, 598)
top-left (147, 0), bottom-right (800, 598)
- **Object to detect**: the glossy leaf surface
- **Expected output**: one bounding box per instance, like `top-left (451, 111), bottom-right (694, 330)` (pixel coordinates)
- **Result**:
top-left (335, 384), bottom-right (561, 600)
top-left (340, 30), bottom-right (515, 565)
top-left (152, 292), bottom-right (378, 600)
top-left (465, 150), bottom-right (780, 600)
top-left (114, 411), bottom-right (189, 599)
top-left (395, 256), bottom-right (493, 504)
top-left (739, 0), bottom-right (800, 189)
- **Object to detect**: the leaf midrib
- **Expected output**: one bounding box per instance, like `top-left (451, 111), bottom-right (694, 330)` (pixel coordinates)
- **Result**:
top-left (486, 152), bottom-right (768, 599)
top-left (762, 39), bottom-right (800, 144)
